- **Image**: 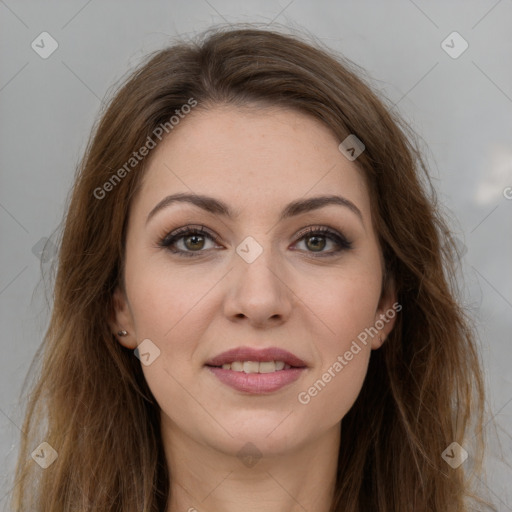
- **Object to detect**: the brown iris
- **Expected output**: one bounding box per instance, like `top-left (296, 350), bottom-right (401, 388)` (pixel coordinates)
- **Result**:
top-left (184, 234), bottom-right (206, 251)
top-left (305, 235), bottom-right (326, 252)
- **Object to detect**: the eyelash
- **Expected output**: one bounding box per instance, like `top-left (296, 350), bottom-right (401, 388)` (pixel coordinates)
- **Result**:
top-left (157, 224), bottom-right (353, 258)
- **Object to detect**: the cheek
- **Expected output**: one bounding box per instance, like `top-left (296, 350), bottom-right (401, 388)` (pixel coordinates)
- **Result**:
top-left (296, 268), bottom-right (380, 420)
top-left (297, 294), bottom-right (376, 428)
top-left (297, 346), bottom-right (370, 425)
top-left (125, 258), bottom-right (224, 389)
top-left (126, 268), bottom-right (207, 423)
top-left (126, 257), bottom-right (208, 339)
top-left (314, 266), bottom-right (382, 346)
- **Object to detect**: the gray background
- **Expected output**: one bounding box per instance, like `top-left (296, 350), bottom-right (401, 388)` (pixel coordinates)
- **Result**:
top-left (1, 0), bottom-right (511, 509)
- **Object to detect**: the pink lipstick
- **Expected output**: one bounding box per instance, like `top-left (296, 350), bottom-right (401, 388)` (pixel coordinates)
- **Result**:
top-left (205, 346), bottom-right (307, 394)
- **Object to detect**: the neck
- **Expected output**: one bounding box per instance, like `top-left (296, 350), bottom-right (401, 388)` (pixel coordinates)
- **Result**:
top-left (162, 419), bottom-right (340, 512)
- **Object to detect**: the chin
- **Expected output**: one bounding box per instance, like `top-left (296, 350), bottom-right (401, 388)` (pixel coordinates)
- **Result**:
top-left (200, 416), bottom-right (308, 455)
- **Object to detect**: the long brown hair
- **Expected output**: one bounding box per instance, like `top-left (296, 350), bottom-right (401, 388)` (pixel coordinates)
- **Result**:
top-left (11, 25), bottom-right (495, 511)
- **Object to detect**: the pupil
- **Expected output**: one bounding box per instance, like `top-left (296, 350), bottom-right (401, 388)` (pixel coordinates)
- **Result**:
top-left (307, 236), bottom-right (325, 251)
top-left (186, 235), bottom-right (204, 250)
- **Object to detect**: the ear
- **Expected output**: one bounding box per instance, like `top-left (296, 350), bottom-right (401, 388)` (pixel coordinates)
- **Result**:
top-left (109, 285), bottom-right (137, 349)
top-left (371, 275), bottom-right (399, 350)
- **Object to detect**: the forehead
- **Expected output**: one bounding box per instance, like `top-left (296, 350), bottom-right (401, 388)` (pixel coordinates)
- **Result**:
top-left (134, 105), bottom-right (370, 221)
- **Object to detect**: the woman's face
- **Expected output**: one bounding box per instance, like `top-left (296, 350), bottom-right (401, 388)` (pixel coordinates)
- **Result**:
top-left (112, 105), bottom-right (396, 457)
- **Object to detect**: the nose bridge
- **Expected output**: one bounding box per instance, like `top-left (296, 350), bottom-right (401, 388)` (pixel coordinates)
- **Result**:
top-left (225, 234), bottom-right (293, 324)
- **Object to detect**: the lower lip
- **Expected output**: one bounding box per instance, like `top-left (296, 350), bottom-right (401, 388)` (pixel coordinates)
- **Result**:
top-left (206, 366), bottom-right (306, 394)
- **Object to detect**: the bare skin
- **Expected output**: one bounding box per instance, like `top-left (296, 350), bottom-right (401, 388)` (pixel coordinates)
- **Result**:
top-left (111, 105), bottom-right (397, 512)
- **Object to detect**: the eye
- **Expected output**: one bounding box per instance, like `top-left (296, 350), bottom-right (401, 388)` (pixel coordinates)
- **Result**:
top-left (292, 226), bottom-right (352, 256)
top-left (158, 224), bottom-right (352, 258)
top-left (158, 225), bottom-right (221, 257)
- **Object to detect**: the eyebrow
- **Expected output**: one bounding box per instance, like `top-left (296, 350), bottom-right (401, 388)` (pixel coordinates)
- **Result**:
top-left (146, 192), bottom-right (364, 225)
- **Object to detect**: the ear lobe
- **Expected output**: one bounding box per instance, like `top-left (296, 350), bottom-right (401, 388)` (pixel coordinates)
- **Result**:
top-left (371, 275), bottom-right (399, 350)
top-left (109, 286), bottom-right (137, 349)
top-left (373, 333), bottom-right (386, 350)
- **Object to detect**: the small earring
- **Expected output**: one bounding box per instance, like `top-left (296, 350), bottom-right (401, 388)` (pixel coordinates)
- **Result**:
top-left (117, 330), bottom-right (128, 337)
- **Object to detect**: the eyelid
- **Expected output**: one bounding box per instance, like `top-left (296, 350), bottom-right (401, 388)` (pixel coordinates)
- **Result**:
top-left (159, 224), bottom-right (220, 247)
top-left (292, 225), bottom-right (353, 253)
top-left (294, 225), bottom-right (349, 243)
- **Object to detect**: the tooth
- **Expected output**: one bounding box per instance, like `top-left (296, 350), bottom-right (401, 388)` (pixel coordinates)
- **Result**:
top-left (231, 361), bottom-right (244, 372)
top-left (224, 360), bottom-right (289, 373)
top-left (243, 361), bottom-right (260, 374)
top-left (259, 361), bottom-right (277, 373)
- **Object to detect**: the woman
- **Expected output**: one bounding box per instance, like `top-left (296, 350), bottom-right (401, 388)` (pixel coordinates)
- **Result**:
top-left (11, 26), bottom-right (495, 511)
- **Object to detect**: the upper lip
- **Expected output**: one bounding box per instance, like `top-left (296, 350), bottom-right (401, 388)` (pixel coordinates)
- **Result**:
top-left (205, 346), bottom-right (307, 368)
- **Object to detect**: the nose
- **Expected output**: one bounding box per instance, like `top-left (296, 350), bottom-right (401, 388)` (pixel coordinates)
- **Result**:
top-left (222, 246), bottom-right (294, 328)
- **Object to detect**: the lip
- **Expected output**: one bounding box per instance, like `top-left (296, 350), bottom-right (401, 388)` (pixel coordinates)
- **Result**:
top-left (204, 346), bottom-right (307, 368)
top-left (204, 346), bottom-right (308, 394)
top-left (206, 366), bottom-right (306, 394)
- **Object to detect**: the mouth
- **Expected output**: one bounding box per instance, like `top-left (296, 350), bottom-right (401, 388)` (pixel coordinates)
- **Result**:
top-left (204, 346), bottom-right (308, 394)
top-left (206, 360), bottom-right (298, 373)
